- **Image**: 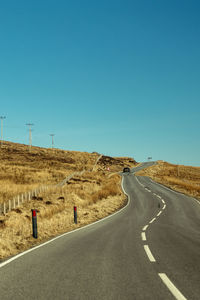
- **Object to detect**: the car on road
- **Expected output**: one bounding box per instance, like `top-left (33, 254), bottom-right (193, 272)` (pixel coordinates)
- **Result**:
top-left (123, 167), bottom-right (130, 173)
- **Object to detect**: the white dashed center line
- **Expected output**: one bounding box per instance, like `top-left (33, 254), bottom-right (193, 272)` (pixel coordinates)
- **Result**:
top-left (141, 232), bottom-right (146, 241)
top-left (144, 245), bottom-right (156, 262)
top-left (149, 217), bottom-right (156, 224)
top-left (158, 273), bottom-right (187, 300)
top-left (143, 225), bottom-right (149, 231)
top-left (137, 178), bottom-right (186, 299)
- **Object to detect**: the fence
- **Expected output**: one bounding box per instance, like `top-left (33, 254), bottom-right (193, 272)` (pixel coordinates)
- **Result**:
top-left (0, 185), bottom-right (50, 215)
top-left (0, 155), bottom-right (100, 216)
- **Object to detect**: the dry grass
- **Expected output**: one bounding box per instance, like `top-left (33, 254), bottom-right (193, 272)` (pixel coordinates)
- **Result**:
top-left (0, 141), bottom-right (100, 203)
top-left (0, 171), bottom-right (126, 259)
top-left (136, 161), bottom-right (200, 200)
top-left (0, 141), bottom-right (136, 260)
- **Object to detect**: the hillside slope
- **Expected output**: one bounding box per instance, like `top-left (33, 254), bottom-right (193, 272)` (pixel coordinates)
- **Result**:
top-left (136, 161), bottom-right (200, 201)
top-left (0, 141), bottom-right (137, 259)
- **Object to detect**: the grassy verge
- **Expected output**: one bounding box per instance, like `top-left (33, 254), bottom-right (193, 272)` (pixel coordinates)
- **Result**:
top-left (0, 141), bottom-right (137, 260)
top-left (0, 171), bottom-right (127, 260)
top-left (136, 161), bottom-right (200, 200)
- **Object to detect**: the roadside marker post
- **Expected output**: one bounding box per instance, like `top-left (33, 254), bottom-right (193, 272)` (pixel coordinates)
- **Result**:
top-left (74, 206), bottom-right (77, 224)
top-left (31, 209), bottom-right (38, 238)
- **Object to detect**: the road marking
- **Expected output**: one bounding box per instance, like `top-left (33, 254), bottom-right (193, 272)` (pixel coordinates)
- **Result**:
top-left (141, 232), bottom-right (146, 241)
top-left (158, 273), bottom-right (187, 300)
top-left (157, 211), bottom-right (162, 216)
top-left (150, 179), bottom-right (185, 196)
top-left (149, 217), bottom-right (156, 223)
top-left (0, 176), bottom-right (130, 269)
top-left (135, 176), bottom-right (145, 188)
top-left (144, 245), bottom-right (156, 262)
top-left (135, 176), bottom-right (142, 185)
top-left (157, 195), bottom-right (162, 199)
top-left (162, 199), bottom-right (165, 204)
top-left (153, 193), bottom-right (157, 196)
top-left (163, 205), bottom-right (166, 210)
top-left (143, 225), bottom-right (149, 231)
top-left (149, 177), bottom-right (200, 208)
top-left (194, 199), bottom-right (200, 206)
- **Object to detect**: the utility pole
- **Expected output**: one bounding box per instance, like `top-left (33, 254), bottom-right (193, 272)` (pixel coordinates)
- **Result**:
top-left (177, 164), bottom-right (180, 177)
top-left (49, 134), bottom-right (55, 149)
top-left (0, 116), bottom-right (6, 147)
top-left (26, 123), bottom-right (34, 151)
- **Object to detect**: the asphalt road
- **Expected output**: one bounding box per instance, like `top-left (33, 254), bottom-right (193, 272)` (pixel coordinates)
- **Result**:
top-left (0, 163), bottom-right (200, 299)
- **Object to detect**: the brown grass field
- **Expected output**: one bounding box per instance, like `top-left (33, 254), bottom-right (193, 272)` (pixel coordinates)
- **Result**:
top-left (0, 141), bottom-right (136, 259)
top-left (136, 161), bottom-right (200, 200)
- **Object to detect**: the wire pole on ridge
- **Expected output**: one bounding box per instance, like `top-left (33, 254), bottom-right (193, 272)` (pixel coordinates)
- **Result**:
top-left (0, 116), bottom-right (6, 147)
top-left (26, 123), bottom-right (34, 151)
top-left (49, 134), bottom-right (55, 149)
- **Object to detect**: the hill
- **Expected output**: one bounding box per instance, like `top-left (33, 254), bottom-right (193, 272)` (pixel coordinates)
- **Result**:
top-left (0, 141), bottom-right (137, 259)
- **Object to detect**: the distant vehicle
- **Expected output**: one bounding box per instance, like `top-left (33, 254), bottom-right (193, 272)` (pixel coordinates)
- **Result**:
top-left (123, 167), bottom-right (130, 173)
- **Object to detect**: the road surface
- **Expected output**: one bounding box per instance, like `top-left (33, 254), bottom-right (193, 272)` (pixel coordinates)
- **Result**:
top-left (0, 162), bottom-right (200, 299)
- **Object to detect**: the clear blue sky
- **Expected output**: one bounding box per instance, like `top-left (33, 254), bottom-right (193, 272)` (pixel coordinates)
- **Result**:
top-left (0, 0), bottom-right (200, 166)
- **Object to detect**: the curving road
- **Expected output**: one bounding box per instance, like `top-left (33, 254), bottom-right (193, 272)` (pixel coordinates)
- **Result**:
top-left (0, 163), bottom-right (200, 299)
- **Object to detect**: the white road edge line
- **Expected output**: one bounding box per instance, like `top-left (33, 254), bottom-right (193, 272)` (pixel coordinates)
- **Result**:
top-left (151, 177), bottom-right (200, 206)
top-left (162, 199), bottom-right (165, 204)
top-left (144, 245), bottom-right (156, 262)
top-left (141, 232), bottom-right (146, 241)
top-left (0, 176), bottom-right (130, 269)
top-left (163, 205), bottom-right (166, 209)
top-left (135, 176), bottom-right (144, 187)
top-left (149, 217), bottom-right (156, 223)
top-left (158, 273), bottom-right (187, 300)
top-left (143, 225), bottom-right (148, 231)
top-left (157, 211), bottom-right (162, 216)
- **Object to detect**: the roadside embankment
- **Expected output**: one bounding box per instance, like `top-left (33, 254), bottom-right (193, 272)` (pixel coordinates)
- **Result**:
top-left (0, 141), bottom-right (137, 260)
top-left (136, 161), bottom-right (200, 201)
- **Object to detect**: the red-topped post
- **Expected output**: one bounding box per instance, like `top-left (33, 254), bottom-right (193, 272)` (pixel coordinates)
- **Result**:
top-left (74, 206), bottom-right (77, 224)
top-left (31, 209), bottom-right (38, 238)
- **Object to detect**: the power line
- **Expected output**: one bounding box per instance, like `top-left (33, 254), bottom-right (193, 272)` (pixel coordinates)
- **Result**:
top-left (26, 123), bottom-right (34, 151)
top-left (49, 134), bottom-right (55, 149)
top-left (0, 116), bottom-right (6, 147)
